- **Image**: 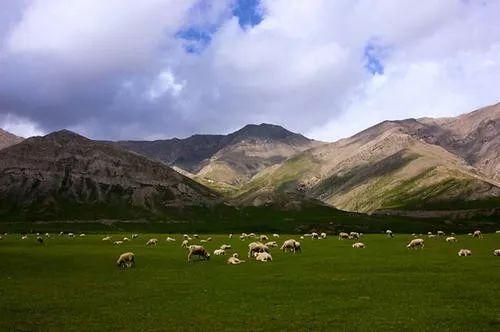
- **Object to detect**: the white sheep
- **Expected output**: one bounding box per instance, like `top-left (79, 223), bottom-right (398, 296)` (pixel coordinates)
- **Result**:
top-left (458, 249), bottom-right (472, 256)
top-left (273, 233), bottom-right (280, 238)
top-left (386, 230), bottom-right (394, 238)
top-left (187, 245), bottom-right (210, 262)
top-left (320, 232), bottom-right (327, 239)
top-left (280, 239), bottom-right (301, 253)
top-left (45, 233), bottom-right (50, 237)
top-left (472, 230), bottom-right (483, 239)
top-left (68, 233), bottom-right (74, 238)
top-left (227, 253), bottom-right (245, 265)
top-left (36, 236), bottom-right (44, 244)
top-left (132, 234), bottom-right (139, 239)
top-left (255, 252), bottom-right (273, 262)
top-left (338, 232), bottom-right (349, 240)
top-left (407, 238), bottom-right (424, 249)
top-left (493, 249), bottom-right (500, 256)
top-left (352, 242), bottom-right (365, 248)
top-left (146, 238), bottom-right (158, 246)
top-left (116, 252), bottom-right (135, 268)
top-left (228, 233), bottom-right (233, 239)
top-left (248, 242), bottom-right (269, 258)
top-left (166, 237), bottom-right (176, 242)
top-left (349, 232), bottom-right (360, 239)
top-left (311, 232), bottom-right (319, 239)
top-left (21, 235), bottom-right (28, 240)
top-left (114, 240), bottom-right (123, 245)
top-left (193, 234), bottom-right (199, 239)
top-left (181, 240), bottom-right (189, 248)
top-left (265, 241), bottom-right (278, 247)
top-left (79, 233), bottom-right (86, 237)
top-left (248, 233), bottom-right (256, 238)
top-left (102, 236), bottom-right (112, 242)
top-left (259, 235), bottom-right (269, 242)
top-left (446, 237), bottom-right (457, 242)
top-left (123, 237), bottom-right (130, 242)
top-left (220, 244), bottom-right (232, 250)
top-left (213, 249), bottom-right (226, 256)
top-left (437, 231), bottom-right (445, 236)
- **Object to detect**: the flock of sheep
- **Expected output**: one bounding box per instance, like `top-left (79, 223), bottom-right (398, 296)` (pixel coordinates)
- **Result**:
top-left (3, 229), bottom-right (499, 269)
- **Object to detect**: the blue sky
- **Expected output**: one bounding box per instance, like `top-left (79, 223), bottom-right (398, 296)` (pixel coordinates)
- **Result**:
top-left (0, 0), bottom-right (499, 141)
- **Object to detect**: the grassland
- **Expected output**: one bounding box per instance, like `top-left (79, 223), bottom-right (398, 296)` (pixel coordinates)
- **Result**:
top-left (1, 232), bottom-right (499, 331)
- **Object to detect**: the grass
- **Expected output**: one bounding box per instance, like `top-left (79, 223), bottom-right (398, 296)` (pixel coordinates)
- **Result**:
top-left (1, 233), bottom-right (499, 331)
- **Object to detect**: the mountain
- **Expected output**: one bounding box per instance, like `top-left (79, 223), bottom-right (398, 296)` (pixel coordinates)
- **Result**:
top-left (116, 123), bottom-right (322, 192)
top-left (0, 128), bottom-right (23, 150)
top-left (0, 130), bottom-right (220, 220)
top-left (232, 104), bottom-right (500, 212)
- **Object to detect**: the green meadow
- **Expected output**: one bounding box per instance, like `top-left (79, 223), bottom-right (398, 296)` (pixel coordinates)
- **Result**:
top-left (1, 232), bottom-right (499, 331)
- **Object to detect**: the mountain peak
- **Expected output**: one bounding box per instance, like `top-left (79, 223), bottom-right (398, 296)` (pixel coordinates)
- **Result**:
top-left (228, 123), bottom-right (309, 143)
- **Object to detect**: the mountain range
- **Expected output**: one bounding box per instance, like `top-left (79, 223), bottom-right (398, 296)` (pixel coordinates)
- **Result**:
top-left (0, 103), bottom-right (498, 219)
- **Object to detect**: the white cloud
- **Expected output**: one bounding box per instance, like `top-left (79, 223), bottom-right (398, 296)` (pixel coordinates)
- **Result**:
top-left (0, 0), bottom-right (499, 140)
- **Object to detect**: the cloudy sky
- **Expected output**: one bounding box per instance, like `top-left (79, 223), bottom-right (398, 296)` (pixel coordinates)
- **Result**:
top-left (0, 0), bottom-right (499, 141)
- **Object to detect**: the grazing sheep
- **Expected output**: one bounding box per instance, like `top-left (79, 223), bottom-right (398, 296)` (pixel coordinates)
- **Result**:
top-left (114, 241), bottom-right (123, 245)
top-left (228, 234), bottom-right (233, 239)
top-left (181, 240), bottom-right (189, 248)
top-left (338, 232), bottom-right (349, 240)
top-left (68, 233), bottom-right (74, 238)
top-left (248, 242), bottom-right (269, 258)
top-left (102, 236), bottom-right (112, 242)
top-left (472, 230), bottom-right (483, 239)
top-left (273, 233), bottom-right (280, 238)
top-left (146, 238), bottom-right (158, 246)
top-left (496, 230), bottom-right (500, 234)
top-left (193, 234), bottom-right (199, 239)
top-left (265, 241), bottom-right (278, 248)
top-left (300, 236), bottom-right (304, 239)
top-left (116, 252), bottom-right (135, 268)
top-left (451, 232), bottom-right (455, 235)
top-left (248, 233), bottom-right (256, 238)
top-left (386, 229), bottom-right (394, 237)
top-left (280, 239), bottom-right (301, 253)
top-left (255, 252), bottom-right (273, 262)
top-left (220, 244), bottom-right (232, 250)
top-left (123, 237), bottom-right (130, 242)
top-left (132, 234), bottom-right (139, 239)
top-left (458, 249), bottom-right (472, 256)
top-left (493, 249), bottom-right (500, 256)
top-left (437, 231), bottom-right (445, 236)
top-left (428, 234), bottom-right (436, 238)
top-left (200, 239), bottom-right (207, 243)
top-left (21, 235), bottom-right (28, 240)
top-left (45, 233), bottom-right (50, 237)
top-left (59, 232), bottom-right (64, 236)
top-left (446, 237), bottom-right (457, 243)
top-left (320, 232), bottom-right (327, 239)
top-left (259, 235), bottom-right (269, 242)
top-left (79, 233), bottom-right (86, 237)
top-left (36, 236), bottom-right (44, 244)
top-left (352, 242), bottom-right (365, 248)
top-left (166, 237), bottom-right (176, 242)
top-left (187, 245), bottom-right (210, 262)
top-left (206, 237), bottom-right (212, 242)
top-left (311, 232), bottom-right (320, 239)
top-left (240, 235), bottom-right (247, 240)
top-left (407, 238), bottom-right (424, 249)
top-left (349, 232), bottom-right (360, 239)
top-left (214, 249), bottom-right (226, 256)
top-left (427, 232), bottom-right (433, 236)
top-left (227, 253), bottom-right (245, 265)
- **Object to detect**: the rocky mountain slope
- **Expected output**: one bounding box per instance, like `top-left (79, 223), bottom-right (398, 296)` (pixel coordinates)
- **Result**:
top-left (0, 130), bottom-right (220, 220)
top-left (116, 123), bottom-right (322, 191)
top-left (232, 104), bottom-right (500, 212)
top-left (0, 128), bottom-right (23, 150)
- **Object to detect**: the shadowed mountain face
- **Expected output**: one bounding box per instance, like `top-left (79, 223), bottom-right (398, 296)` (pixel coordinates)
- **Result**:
top-left (0, 130), bottom-right (220, 220)
top-left (232, 104), bottom-right (500, 212)
top-left (0, 128), bottom-right (23, 150)
top-left (115, 123), bottom-right (323, 190)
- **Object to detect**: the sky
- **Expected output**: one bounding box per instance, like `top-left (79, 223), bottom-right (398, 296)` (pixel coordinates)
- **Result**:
top-left (0, 0), bottom-right (499, 141)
